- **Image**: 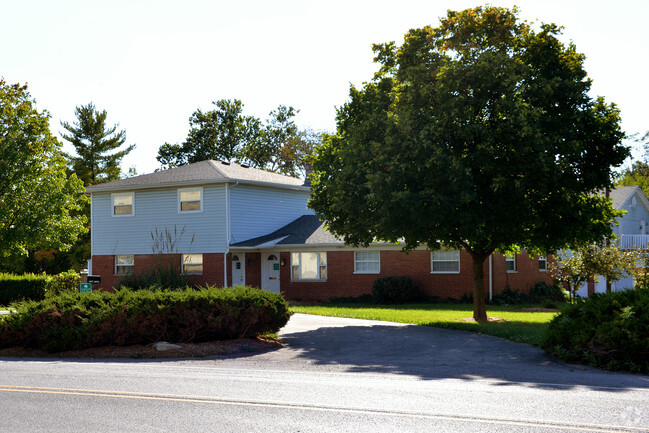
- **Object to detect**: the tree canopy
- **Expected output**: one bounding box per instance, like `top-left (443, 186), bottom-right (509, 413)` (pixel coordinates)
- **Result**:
top-left (157, 100), bottom-right (319, 177)
top-left (0, 79), bottom-right (88, 258)
top-left (61, 102), bottom-right (135, 186)
top-left (616, 131), bottom-right (649, 196)
top-left (308, 6), bottom-right (629, 321)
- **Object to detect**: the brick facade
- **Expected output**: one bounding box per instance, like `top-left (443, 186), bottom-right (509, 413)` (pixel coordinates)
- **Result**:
top-left (92, 249), bottom-right (553, 301)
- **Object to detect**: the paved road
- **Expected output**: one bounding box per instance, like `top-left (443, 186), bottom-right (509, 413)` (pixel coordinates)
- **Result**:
top-left (1, 314), bottom-right (648, 432)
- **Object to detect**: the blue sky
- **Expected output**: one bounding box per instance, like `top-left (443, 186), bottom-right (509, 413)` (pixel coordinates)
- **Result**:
top-left (3, 0), bottom-right (648, 175)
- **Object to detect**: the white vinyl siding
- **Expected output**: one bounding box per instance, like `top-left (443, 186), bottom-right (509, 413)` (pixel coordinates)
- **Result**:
top-left (354, 251), bottom-right (380, 274)
top-left (179, 187), bottom-right (202, 213)
top-left (115, 255), bottom-right (134, 275)
top-left (431, 250), bottom-right (460, 273)
top-left (506, 255), bottom-right (516, 272)
top-left (112, 192), bottom-right (134, 216)
top-left (291, 252), bottom-right (327, 280)
top-left (182, 253), bottom-right (203, 275)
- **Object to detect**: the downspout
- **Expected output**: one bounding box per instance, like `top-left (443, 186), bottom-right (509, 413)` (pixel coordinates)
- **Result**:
top-left (489, 254), bottom-right (493, 301)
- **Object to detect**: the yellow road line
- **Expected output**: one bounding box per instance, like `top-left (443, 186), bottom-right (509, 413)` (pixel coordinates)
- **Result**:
top-left (0, 385), bottom-right (645, 432)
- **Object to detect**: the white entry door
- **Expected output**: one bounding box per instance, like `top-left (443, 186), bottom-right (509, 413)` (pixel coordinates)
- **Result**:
top-left (231, 254), bottom-right (245, 287)
top-left (262, 253), bottom-right (280, 293)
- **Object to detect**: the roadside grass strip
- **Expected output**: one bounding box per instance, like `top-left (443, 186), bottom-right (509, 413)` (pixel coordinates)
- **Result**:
top-left (289, 303), bottom-right (562, 347)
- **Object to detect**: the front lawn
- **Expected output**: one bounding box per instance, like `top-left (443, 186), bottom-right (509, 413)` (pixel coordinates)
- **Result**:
top-left (290, 303), bottom-right (564, 347)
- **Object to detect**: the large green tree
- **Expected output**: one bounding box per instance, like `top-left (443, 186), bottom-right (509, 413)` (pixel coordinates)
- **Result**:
top-left (61, 102), bottom-right (135, 186)
top-left (308, 7), bottom-right (628, 321)
top-left (157, 100), bottom-right (319, 177)
top-left (0, 79), bottom-right (87, 258)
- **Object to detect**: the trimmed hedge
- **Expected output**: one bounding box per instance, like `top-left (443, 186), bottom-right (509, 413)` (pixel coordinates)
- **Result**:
top-left (372, 276), bottom-right (423, 304)
top-left (543, 289), bottom-right (649, 373)
top-left (0, 286), bottom-right (290, 353)
top-left (0, 273), bottom-right (49, 305)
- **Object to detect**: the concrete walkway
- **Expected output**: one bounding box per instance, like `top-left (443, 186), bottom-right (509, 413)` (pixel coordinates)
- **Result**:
top-left (264, 313), bottom-right (649, 390)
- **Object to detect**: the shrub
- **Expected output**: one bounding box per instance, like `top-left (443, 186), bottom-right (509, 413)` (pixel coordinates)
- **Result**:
top-left (115, 267), bottom-right (189, 291)
top-left (45, 270), bottom-right (81, 297)
top-left (543, 290), bottom-right (649, 373)
top-left (372, 276), bottom-right (423, 304)
top-left (0, 273), bottom-right (49, 305)
top-left (0, 286), bottom-right (290, 353)
top-left (529, 281), bottom-right (569, 303)
top-left (489, 287), bottom-right (530, 305)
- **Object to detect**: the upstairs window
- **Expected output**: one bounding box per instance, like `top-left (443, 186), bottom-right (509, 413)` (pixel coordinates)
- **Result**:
top-left (112, 192), bottom-right (134, 216)
top-left (506, 255), bottom-right (516, 272)
top-left (291, 252), bottom-right (327, 280)
top-left (431, 250), bottom-right (460, 273)
top-left (115, 255), bottom-right (134, 275)
top-left (182, 254), bottom-right (203, 275)
top-left (538, 256), bottom-right (548, 271)
top-left (354, 251), bottom-right (380, 274)
top-left (179, 187), bottom-right (202, 212)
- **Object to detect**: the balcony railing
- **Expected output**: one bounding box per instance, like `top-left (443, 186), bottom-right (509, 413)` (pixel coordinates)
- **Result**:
top-left (618, 234), bottom-right (649, 250)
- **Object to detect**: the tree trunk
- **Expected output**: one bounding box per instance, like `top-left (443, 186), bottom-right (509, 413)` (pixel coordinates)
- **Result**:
top-left (470, 252), bottom-right (489, 322)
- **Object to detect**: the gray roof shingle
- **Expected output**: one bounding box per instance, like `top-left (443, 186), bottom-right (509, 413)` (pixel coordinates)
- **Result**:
top-left (86, 160), bottom-right (306, 192)
top-left (232, 215), bottom-right (343, 247)
top-left (609, 186), bottom-right (639, 209)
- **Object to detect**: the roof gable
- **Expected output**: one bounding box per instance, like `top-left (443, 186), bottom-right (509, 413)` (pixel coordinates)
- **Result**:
top-left (86, 160), bottom-right (306, 192)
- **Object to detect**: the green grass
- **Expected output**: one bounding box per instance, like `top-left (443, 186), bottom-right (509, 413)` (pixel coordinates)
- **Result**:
top-left (290, 303), bottom-right (565, 347)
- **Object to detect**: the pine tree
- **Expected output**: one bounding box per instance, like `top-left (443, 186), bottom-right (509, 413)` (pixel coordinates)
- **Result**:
top-left (61, 103), bottom-right (135, 185)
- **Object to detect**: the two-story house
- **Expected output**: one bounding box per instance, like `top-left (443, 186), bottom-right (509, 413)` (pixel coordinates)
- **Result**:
top-left (87, 160), bottom-right (554, 301)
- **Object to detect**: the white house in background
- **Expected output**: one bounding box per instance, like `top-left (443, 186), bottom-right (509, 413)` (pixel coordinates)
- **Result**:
top-left (576, 185), bottom-right (649, 297)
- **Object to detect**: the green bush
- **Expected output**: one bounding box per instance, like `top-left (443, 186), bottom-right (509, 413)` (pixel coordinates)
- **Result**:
top-left (489, 287), bottom-right (530, 305)
top-left (0, 273), bottom-right (49, 305)
top-left (543, 290), bottom-right (649, 373)
top-left (45, 270), bottom-right (81, 297)
top-left (0, 286), bottom-right (290, 353)
top-left (115, 267), bottom-right (189, 291)
top-left (372, 276), bottom-right (423, 304)
top-left (529, 281), bottom-right (569, 303)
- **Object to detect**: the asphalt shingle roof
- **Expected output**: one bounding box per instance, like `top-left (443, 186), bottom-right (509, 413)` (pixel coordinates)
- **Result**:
top-left (86, 160), bottom-right (306, 192)
top-left (609, 186), bottom-right (638, 210)
top-left (232, 215), bottom-right (342, 247)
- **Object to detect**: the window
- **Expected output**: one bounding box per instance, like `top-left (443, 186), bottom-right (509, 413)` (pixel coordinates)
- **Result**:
top-left (112, 192), bottom-right (134, 216)
top-left (538, 256), bottom-right (548, 271)
top-left (506, 255), bottom-right (516, 272)
top-left (179, 187), bottom-right (202, 212)
top-left (291, 252), bottom-right (327, 280)
top-left (182, 254), bottom-right (203, 275)
top-left (115, 255), bottom-right (134, 275)
top-left (354, 251), bottom-right (380, 274)
top-left (431, 250), bottom-right (460, 273)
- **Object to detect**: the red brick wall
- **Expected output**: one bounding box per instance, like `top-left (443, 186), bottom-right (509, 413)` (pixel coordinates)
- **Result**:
top-left (280, 250), bottom-right (553, 302)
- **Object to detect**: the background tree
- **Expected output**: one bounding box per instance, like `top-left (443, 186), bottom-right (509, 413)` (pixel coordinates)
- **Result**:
top-left (0, 79), bottom-right (87, 259)
top-left (61, 102), bottom-right (135, 186)
top-left (157, 100), bottom-right (321, 177)
top-left (308, 6), bottom-right (628, 321)
top-left (616, 131), bottom-right (649, 196)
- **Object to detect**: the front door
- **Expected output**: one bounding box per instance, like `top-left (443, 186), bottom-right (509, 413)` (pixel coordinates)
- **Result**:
top-left (262, 253), bottom-right (280, 293)
top-left (231, 254), bottom-right (245, 286)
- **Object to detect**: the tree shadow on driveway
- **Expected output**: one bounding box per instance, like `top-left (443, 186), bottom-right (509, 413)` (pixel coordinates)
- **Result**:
top-left (275, 314), bottom-right (649, 392)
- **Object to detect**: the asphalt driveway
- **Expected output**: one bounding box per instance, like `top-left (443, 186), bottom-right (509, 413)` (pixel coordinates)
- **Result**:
top-left (258, 313), bottom-right (649, 390)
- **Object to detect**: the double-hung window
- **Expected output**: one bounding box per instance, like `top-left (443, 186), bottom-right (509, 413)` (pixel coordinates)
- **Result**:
top-left (182, 254), bottom-right (203, 275)
top-left (112, 192), bottom-right (134, 216)
top-left (178, 187), bottom-right (202, 212)
top-left (538, 256), bottom-right (548, 271)
top-left (291, 252), bottom-right (327, 280)
top-left (115, 255), bottom-right (134, 275)
top-left (431, 250), bottom-right (460, 273)
top-left (354, 251), bottom-right (380, 274)
top-left (506, 255), bottom-right (516, 272)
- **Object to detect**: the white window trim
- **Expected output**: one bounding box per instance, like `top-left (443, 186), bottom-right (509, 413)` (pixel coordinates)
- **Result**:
top-left (506, 255), bottom-right (517, 273)
top-left (114, 255), bottom-right (134, 275)
top-left (178, 187), bottom-right (203, 213)
top-left (111, 192), bottom-right (135, 217)
top-left (182, 253), bottom-right (203, 275)
top-left (291, 252), bottom-right (327, 281)
top-left (430, 250), bottom-right (460, 274)
top-left (354, 250), bottom-right (380, 274)
top-left (539, 256), bottom-right (548, 272)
